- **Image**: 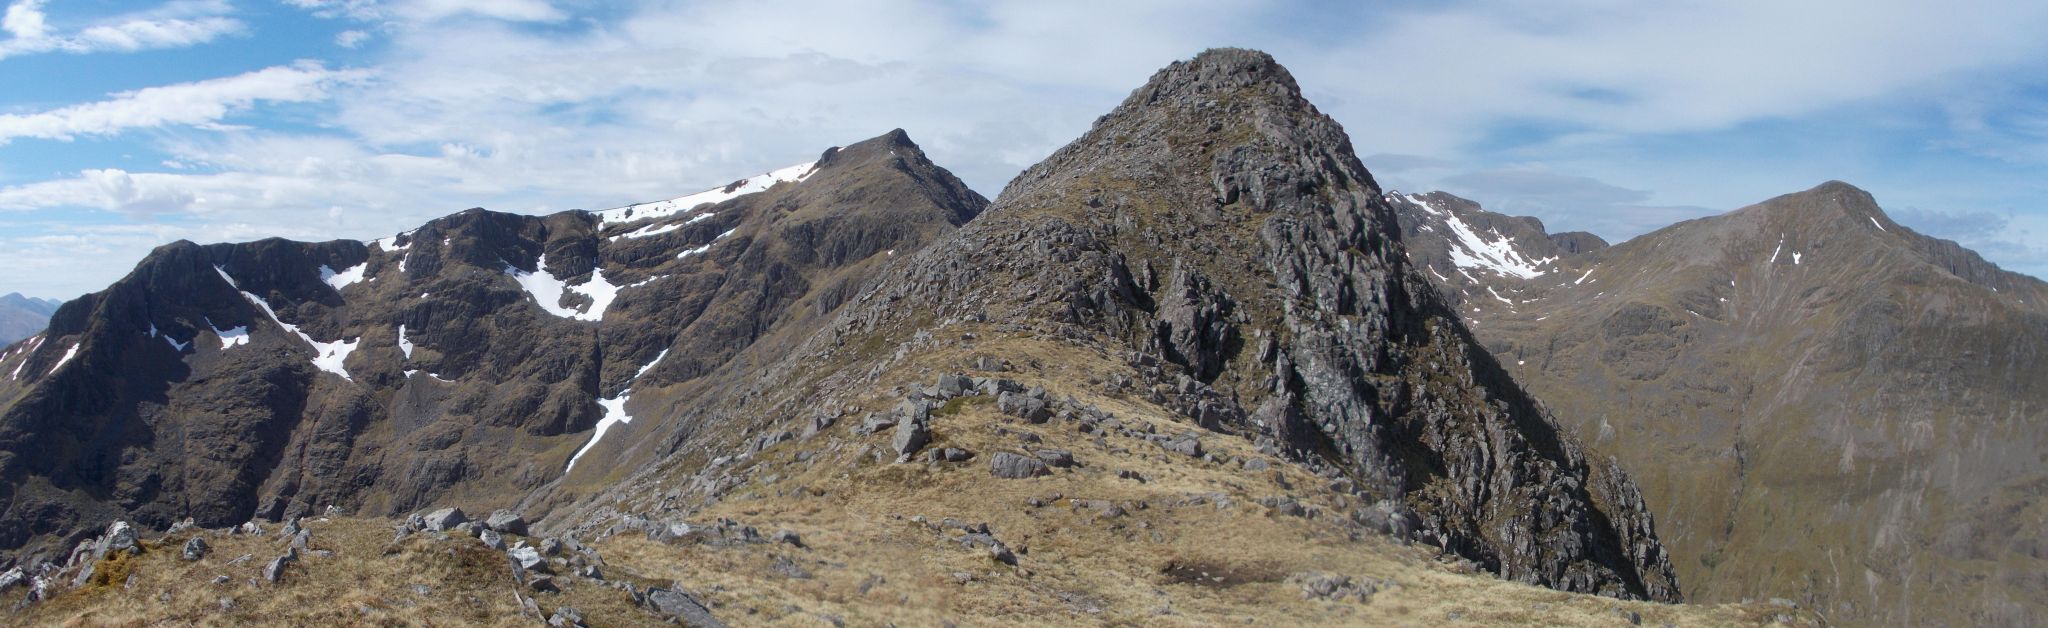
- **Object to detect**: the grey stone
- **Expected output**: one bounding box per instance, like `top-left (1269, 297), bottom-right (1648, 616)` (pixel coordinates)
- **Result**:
top-left (0, 567), bottom-right (23, 592)
top-left (1033, 449), bottom-right (1076, 468)
top-left (528, 576), bottom-right (559, 593)
top-left (509, 546), bottom-right (552, 574)
top-left (548, 607), bottom-right (588, 628)
top-left (934, 374), bottom-right (972, 398)
top-left (422, 507), bottom-right (466, 532)
top-left (480, 529), bottom-right (506, 550)
top-left (484, 510), bottom-right (529, 536)
top-left (772, 529), bottom-right (804, 548)
top-left (996, 391), bottom-right (1051, 422)
top-left (644, 587), bottom-right (726, 627)
top-left (262, 554), bottom-right (295, 584)
top-left (892, 416), bottom-right (931, 461)
top-left (989, 452), bottom-right (1051, 479)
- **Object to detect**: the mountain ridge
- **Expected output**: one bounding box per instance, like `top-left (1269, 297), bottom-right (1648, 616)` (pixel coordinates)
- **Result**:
top-left (1392, 179), bottom-right (2048, 625)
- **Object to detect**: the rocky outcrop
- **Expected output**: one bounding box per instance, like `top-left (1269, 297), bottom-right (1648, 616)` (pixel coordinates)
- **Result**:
top-left (651, 48), bottom-right (1680, 602)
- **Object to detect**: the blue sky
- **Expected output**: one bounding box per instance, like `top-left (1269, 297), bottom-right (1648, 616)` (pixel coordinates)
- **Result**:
top-left (4, 0), bottom-right (2048, 299)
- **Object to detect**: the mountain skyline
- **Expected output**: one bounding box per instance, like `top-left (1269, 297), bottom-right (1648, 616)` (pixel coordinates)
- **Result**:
top-left (5, 0), bottom-right (2048, 300)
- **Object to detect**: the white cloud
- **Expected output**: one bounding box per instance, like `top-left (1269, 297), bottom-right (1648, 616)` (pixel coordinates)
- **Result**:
top-left (286, 0), bottom-right (562, 23)
top-left (335, 29), bottom-right (370, 48)
top-left (0, 0), bottom-right (245, 61)
top-left (12, 0), bottom-right (2048, 298)
top-left (2, 0), bottom-right (47, 39)
top-left (0, 62), bottom-right (372, 143)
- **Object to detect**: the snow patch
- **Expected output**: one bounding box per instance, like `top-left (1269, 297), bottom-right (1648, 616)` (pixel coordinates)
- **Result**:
top-left (208, 318), bottom-right (249, 350)
top-left (1870, 216), bottom-right (1887, 232)
top-left (608, 211), bottom-right (716, 242)
top-left (635, 349), bottom-right (668, 379)
top-left (215, 266), bottom-right (360, 381)
top-left (675, 228), bottom-right (738, 260)
top-left (1574, 269), bottom-right (1595, 285)
top-left (502, 254), bottom-right (622, 322)
top-left (1769, 235), bottom-right (1784, 264)
top-left (1486, 286), bottom-right (1514, 305)
top-left (1438, 210), bottom-right (1552, 279)
top-left (370, 230), bottom-right (415, 251)
top-left (565, 390), bottom-right (635, 474)
top-left (1792, 252), bottom-right (1803, 265)
top-left (320, 263), bottom-right (367, 291)
top-left (596, 160), bottom-right (820, 227)
top-left (397, 324), bottom-right (415, 359)
top-left (47, 343), bottom-right (78, 376)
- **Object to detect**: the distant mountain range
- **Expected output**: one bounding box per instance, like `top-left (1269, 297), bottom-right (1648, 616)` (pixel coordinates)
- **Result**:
top-left (0, 294), bottom-right (59, 346)
top-left (1390, 183), bottom-right (2048, 625)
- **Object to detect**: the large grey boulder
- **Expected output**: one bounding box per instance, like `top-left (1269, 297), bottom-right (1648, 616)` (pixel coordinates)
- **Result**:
top-left (509, 546), bottom-right (552, 574)
top-left (644, 587), bottom-right (725, 627)
top-left (996, 391), bottom-right (1050, 423)
top-left (891, 417), bottom-right (930, 461)
top-left (422, 507), bottom-right (467, 532)
top-left (988, 452), bottom-right (1051, 479)
top-left (484, 510), bottom-right (529, 536)
top-left (262, 551), bottom-right (297, 584)
top-left (1033, 449), bottom-right (1076, 468)
top-left (931, 374), bottom-right (972, 399)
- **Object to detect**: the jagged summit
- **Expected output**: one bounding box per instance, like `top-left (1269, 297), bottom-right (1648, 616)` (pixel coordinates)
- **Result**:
top-left (693, 48), bottom-right (1684, 601)
top-left (1132, 48), bottom-right (1304, 101)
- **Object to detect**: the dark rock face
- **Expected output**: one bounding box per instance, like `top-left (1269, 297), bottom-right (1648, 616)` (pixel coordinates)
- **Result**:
top-left (752, 48), bottom-right (1678, 601)
top-left (0, 129), bottom-right (988, 564)
top-left (1393, 180), bottom-right (2048, 624)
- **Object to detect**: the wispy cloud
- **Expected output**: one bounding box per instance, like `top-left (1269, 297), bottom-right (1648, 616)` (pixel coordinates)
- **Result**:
top-left (0, 62), bottom-right (372, 144)
top-left (0, 0), bottom-right (246, 61)
top-left (286, 0), bottom-right (564, 23)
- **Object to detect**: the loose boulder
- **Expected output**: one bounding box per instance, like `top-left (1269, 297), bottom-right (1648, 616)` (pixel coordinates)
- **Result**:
top-left (645, 587), bottom-right (726, 627)
top-left (485, 510), bottom-right (529, 536)
top-left (989, 452), bottom-right (1051, 479)
top-left (422, 507), bottom-right (467, 532)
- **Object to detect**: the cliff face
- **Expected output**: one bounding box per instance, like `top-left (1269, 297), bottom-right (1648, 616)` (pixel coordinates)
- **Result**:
top-left (1392, 182), bottom-right (2048, 624)
top-left (0, 130), bottom-right (988, 566)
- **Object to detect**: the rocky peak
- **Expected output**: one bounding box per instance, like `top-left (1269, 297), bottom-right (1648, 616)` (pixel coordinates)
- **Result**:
top-left (783, 49), bottom-right (1682, 601)
top-left (1743, 180), bottom-right (1894, 234)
